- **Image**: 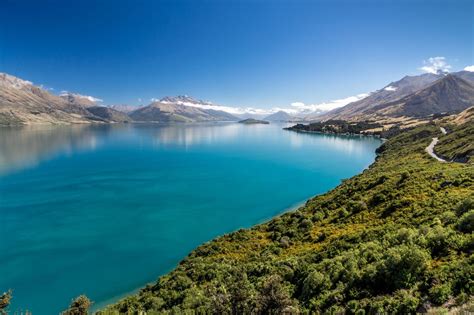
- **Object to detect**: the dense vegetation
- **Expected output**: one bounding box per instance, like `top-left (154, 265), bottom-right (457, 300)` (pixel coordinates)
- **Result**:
top-left (285, 120), bottom-right (384, 136)
top-left (435, 122), bottom-right (474, 163)
top-left (100, 120), bottom-right (474, 314)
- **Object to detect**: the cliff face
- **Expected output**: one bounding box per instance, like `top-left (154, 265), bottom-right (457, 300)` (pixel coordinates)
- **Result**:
top-left (101, 113), bottom-right (474, 313)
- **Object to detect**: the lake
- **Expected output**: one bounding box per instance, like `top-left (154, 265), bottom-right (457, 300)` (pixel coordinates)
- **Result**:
top-left (0, 123), bottom-right (381, 314)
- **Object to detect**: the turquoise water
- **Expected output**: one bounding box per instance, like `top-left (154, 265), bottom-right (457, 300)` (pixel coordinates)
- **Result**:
top-left (0, 123), bottom-right (380, 314)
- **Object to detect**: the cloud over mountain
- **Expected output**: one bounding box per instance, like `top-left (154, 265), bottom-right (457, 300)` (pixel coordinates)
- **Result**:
top-left (464, 65), bottom-right (474, 72)
top-left (419, 56), bottom-right (451, 74)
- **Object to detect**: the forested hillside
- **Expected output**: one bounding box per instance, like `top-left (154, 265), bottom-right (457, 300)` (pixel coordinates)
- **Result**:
top-left (101, 119), bottom-right (473, 314)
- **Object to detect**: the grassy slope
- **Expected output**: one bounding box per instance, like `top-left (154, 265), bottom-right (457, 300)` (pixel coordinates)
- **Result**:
top-left (101, 123), bottom-right (474, 314)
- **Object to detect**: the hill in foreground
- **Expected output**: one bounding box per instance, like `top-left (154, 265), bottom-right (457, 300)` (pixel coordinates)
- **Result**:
top-left (100, 113), bottom-right (473, 313)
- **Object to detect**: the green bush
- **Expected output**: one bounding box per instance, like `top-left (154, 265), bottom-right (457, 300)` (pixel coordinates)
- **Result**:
top-left (381, 245), bottom-right (429, 291)
top-left (457, 210), bottom-right (474, 233)
top-left (456, 197), bottom-right (474, 216)
top-left (429, 283), bottom-right (452, 305)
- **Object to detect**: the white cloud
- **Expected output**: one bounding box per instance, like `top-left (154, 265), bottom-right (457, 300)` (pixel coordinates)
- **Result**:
top-left (60, 91), bottom-right (103, 103)
top-left (384, 86), bottom-right (397, 91)
top-left (419, 57), bottom-right (451, 74)
top-left (464, 65), bottom-right (474, 72)
top-left (39, 84), bottom-right (54, 91)
top-left (288, 93), bottom-right (369, 113)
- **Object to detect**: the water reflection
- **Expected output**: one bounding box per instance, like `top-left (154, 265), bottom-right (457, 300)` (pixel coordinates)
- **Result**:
top-left (286, 130), bottom-right (379, 156)
top-left (134, 123), bottom-right (242, 148)
top-left (0, 123), bottom-right (380, 175)
top-left (0, 123), bottom-right (247, 175)
top-left (0, 125), bottom-right (102, 175)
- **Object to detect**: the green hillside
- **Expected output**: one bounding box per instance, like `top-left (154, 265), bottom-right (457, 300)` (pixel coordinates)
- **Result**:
top-left (101, 121), bottom-right (473, 314)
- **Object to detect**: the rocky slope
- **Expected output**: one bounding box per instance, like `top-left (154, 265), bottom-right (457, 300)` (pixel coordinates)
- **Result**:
top-left (319, 71), bottom-right (474, 122)
top-left (0, 73), bottom-right (105, 125)
top-left (369, 75), bottom-right (474, 118)
top-left (59, 92), bottom-right (100, 108)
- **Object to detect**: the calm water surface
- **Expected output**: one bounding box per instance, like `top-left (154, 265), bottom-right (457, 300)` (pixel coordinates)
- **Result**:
top-left (0, 123), bottom-right (381, 314)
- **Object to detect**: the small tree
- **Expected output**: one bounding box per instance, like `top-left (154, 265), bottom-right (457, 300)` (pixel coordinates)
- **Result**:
top-left (256, 275), bottom-right (297, 314)
top-left (0, 290), bottom-right (12, 315)
top-left (62, 295), bottom-right (92, 315)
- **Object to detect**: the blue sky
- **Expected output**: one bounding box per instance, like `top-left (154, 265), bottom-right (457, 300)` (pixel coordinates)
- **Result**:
top-left (0, 0), bottom-right (472, 109)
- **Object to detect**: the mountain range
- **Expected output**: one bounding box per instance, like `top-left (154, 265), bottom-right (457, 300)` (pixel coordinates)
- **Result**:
top-left (0, 74), bottom-right (239, 125)
top-left (1, 70), bottom-right (473, 126)
top-left (129, 97), bottom-right (238, 123)
top-left (317, 71), bottom-right (474, 123)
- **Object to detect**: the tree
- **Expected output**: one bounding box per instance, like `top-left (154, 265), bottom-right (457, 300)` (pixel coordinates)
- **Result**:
top-left (62, 295), bottom-right (92, 315)
top-left (0, 290), bottom-right (12, 315)
top-left (256, 275), bottom-right (297, 314)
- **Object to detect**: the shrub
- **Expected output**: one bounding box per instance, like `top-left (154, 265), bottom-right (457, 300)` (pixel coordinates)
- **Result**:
top-left (348, 200), bottom-right (368, 214)
top-left (370, 192), bottom-right (387, 206)
top-left (63, 295), bottom-right (92, 315)
top-left (426, 226), bottom-right (459, 257)
top-left (256, 275), bottom-right (296, 314)
top-left (456, 198), bottom-right (474, 216)
top-left (393, 289), bottom-right (419, 313)
top-left (429, 283), bottom-right (452, 305)
top-left (381, 245), bottom-right (429, 291)
top-left (457, 210), bottom-right (474, 233)
top-left (301, 271), bottom-right (329, 299)
top-left (0, 290), bottom-right (12, 314)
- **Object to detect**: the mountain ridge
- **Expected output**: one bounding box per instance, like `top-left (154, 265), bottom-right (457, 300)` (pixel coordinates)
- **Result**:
top-left (317, 71), bottom-right (474, 122)
top-left (2, 70), bottom-right (474, 126)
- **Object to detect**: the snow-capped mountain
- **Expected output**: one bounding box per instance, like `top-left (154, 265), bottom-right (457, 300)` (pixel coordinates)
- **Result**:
top-left (59, 91), bottom-right (103, 107)
top-left (151, 94), bottom-right (362, 119)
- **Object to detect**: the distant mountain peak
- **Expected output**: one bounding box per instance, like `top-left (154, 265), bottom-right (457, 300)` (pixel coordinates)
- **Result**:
top-left (59, 91), bottom-right (102, 107)
top-left (264, 110), bottom-right (295, 121)
top-left (159, 95), bottom-right (213, 106)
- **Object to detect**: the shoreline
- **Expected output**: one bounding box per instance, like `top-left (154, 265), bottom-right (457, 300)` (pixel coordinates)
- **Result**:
top-left (284, 127), bottom-right (383, 139)
top-left (95, 158), bottom-right (381, 312)
top-left (92, 199), bottom-right (310, 312)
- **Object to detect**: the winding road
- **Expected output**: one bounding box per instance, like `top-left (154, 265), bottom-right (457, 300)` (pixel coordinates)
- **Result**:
top-left (425, 127), bottom-right (448, 163)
